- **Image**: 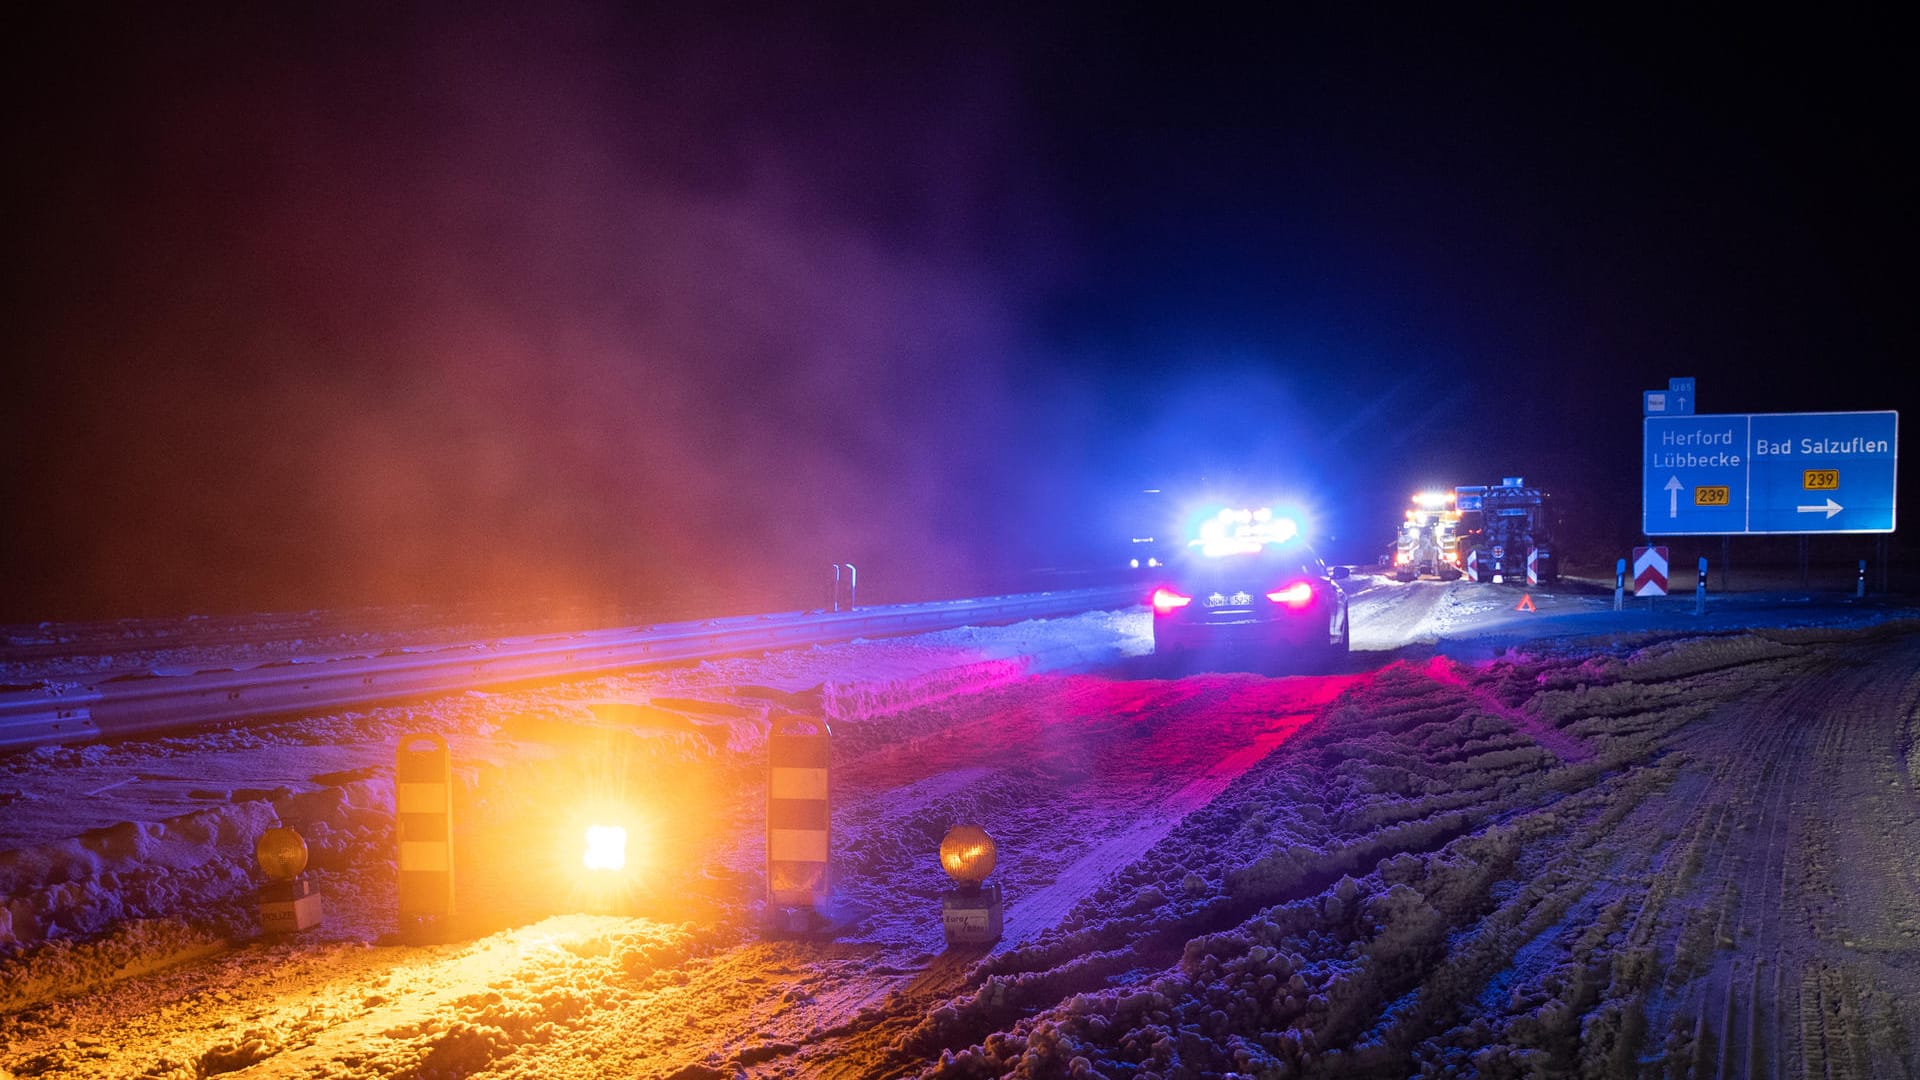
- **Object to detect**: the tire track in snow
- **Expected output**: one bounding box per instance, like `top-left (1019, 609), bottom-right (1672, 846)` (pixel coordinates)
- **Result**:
top-left (1563, 647), bottom-right (1815, 1076)
top-left (1424, 656), bottom-right (1594, 764)
top-left (1778, 640), bottom-right (1920, 1079)
top-left (1688, 655), bottom-right (1818, 1079)
top-left (1577, 636), bottom-right (1920, 1079)
top-left (1346, 577), bottom-right (1452, 651)
top-left (995, 703), bottom-right (1322, 949)
top-left (816, 629), bottom-right (1920, 1079)
top-left (781, 674), bottom-right (1354, 1079)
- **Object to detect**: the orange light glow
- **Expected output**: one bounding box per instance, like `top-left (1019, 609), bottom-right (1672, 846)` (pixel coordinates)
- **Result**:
top-left (940, 825), bottom-right (998, 884)
top-left (583, 825), bottom-right (628, 871)
top-left (255, 826), bottom-right (310, 881)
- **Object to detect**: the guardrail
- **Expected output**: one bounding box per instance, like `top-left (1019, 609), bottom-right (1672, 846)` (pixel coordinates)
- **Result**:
top-left (0, 587), bottom-right (1144, 751)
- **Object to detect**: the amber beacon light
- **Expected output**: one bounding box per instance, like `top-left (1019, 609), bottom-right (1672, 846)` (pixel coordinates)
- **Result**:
top-left (939, 824), bottom-right (997, 885)
top-left (938, 824), bottom-right (1003, 946)
top-left (255, 825), bottom-right (324, 933)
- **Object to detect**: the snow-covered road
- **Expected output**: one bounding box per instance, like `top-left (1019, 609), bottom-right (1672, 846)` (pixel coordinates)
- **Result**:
top-left (4, 578), bottom-right (1919, 1078)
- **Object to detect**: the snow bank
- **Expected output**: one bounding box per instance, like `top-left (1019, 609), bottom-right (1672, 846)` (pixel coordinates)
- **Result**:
top-left (0, 610), bottom-right (1140, 991)
top-left (902, 639), bottom-right (1731, 1077)
top-left (0, 918), bottom-right (225, 1016)
top-left (0, 777), bottom-right (391, 958)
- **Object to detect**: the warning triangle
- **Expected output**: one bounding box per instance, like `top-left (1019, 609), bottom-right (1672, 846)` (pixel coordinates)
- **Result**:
top-left (1515, 593), bottom-right (1537, 613)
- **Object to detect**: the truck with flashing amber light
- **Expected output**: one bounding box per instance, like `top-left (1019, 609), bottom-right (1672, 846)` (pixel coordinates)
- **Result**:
top-left (1391, 490), bottom-right (1464, 581)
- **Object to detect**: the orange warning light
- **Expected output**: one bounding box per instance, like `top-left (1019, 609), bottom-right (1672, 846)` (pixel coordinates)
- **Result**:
top-left (255, 826), bottom-right (310, 881)
top-left (940, 825), bottom-right (997, 885)
top-left (583, 825), bottom-right (628, 871)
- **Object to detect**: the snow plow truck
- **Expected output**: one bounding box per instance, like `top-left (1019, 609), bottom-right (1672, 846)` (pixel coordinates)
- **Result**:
top-left (1390, 492), bottom-right (1462, 581)
top-left (1452, 477), bottom-right (1557, 586)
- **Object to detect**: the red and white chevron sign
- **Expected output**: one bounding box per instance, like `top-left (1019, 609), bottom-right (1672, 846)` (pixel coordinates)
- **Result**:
top-left (1633, 546), bottom-right (1669, 597)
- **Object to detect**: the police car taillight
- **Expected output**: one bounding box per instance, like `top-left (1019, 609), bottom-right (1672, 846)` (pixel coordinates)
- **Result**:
top-left (1151, 587), bottom-right (1193, 614)
top-left (1266, 581), bottom-right (1315, 608)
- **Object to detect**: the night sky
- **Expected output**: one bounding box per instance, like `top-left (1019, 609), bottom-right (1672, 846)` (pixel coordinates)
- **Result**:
top-left (4, 6), bottom-right (1912, 620)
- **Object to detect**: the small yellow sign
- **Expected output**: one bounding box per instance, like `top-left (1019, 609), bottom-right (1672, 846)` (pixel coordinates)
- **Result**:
top-left (1803, 469), bottom-right (1839, 490)
top-left (1693, 486), bottom-right (1731, 506)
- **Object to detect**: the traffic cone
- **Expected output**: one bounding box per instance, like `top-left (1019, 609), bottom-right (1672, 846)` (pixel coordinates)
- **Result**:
top-left (1515, 594), bottom-right (1536, 612)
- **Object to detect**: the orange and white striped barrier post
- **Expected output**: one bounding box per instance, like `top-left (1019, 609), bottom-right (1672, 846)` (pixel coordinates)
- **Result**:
top-left (766, 714), bottom-right (831, 931)
top-left (395, 732), bottom-right (454, 936)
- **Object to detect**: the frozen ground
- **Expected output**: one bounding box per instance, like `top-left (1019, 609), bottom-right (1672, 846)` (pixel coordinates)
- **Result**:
top-left (2, 575), bottom-right (1918, 1078)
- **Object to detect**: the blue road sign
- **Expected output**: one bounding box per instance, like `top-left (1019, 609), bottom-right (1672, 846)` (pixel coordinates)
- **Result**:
top-left (1666, 377), bottom-right (1696, 414)
top-left (1643, 411), bottom-right (1897, 535)
top-left (1644, 389), bottom-right (1694, 416)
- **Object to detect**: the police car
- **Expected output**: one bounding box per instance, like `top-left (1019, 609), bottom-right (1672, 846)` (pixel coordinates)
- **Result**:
top-left (1149, 508), bottom-right (1351, 669)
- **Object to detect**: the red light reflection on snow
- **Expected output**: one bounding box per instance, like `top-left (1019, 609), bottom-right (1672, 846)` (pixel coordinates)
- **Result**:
top-left (837, 669), bottom-right (1370, 816)
top-left (1419, 654), bottom-right (1591, 763)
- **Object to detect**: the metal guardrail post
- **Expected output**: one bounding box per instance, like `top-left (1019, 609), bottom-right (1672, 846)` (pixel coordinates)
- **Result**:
top-left (826, 563), bottom-right (858, 611)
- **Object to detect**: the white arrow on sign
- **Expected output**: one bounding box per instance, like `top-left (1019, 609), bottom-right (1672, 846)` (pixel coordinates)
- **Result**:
top-left (1796, 497), bottom-right (1843, 519)
top-left (1665, 475), bottom-right (1682, 518)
